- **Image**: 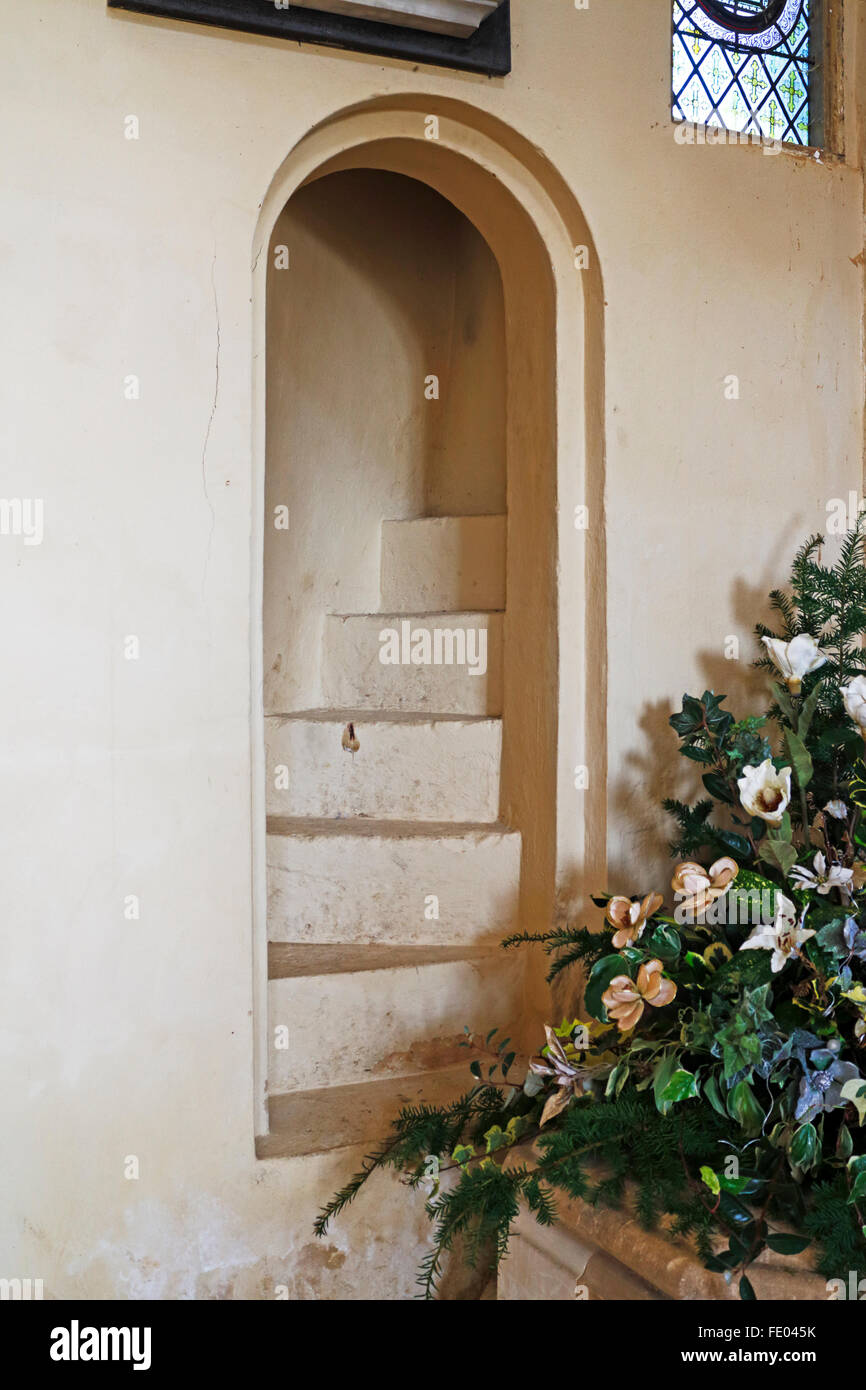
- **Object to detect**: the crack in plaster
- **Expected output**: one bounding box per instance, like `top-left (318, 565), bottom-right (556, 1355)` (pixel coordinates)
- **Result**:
top-left (200, 246), bottom-right (219, 597)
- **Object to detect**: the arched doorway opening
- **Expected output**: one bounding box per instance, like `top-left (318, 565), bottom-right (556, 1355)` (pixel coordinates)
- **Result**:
top-left (251, 101), bottom-right (606, 1153)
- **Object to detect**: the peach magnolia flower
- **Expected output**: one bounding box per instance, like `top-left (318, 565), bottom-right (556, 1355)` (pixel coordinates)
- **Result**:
top-left (671, 857), bottom-right (738, 919)
top-left (602, 960), bottom-right (677, 1033)
top-left (605, 892), bottom-right (664, 949)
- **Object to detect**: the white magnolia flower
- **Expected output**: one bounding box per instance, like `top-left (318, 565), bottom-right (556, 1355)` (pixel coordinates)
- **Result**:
top-left (841, 676), bottom-right (866, 736)
top-left (789, 851), bottom-right (853, 900)
top-left (737, 759), bottom-right (792, 826)
top-left (824, 800), bottom-right (849, 821)
top-left (762, 634), bottom-right (828, 694)
top-left (739, 893), bottom-right (815, 973)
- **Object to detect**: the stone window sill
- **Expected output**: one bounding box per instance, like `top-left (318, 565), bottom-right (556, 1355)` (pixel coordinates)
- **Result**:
top-left (289, 0), bottom-right (503, 39)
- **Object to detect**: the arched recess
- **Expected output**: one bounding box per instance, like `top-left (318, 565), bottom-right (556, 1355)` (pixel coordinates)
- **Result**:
top-left (251, 97), bottom-right (606, 1140)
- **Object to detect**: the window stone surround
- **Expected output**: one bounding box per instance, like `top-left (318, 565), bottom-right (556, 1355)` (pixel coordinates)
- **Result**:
top-left (289, 0), bottom-right (503, 40)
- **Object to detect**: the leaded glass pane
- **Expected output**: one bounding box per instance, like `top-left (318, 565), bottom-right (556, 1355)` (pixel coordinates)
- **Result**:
top-left (673, 1), bottom-right (814, 146)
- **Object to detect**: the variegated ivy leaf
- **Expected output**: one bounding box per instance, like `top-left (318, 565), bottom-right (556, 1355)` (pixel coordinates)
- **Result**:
top-left (660, 1069), bottom-right (699, 1105)
top-left (841, 1078), bottom-right (866, 1126)
top-left (484, 1125), bottom-right (508, 1155)
top-left (506, 1114), bottom-right (529, 1144)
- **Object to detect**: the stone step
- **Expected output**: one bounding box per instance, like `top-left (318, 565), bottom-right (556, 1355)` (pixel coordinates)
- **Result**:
top-left (267, 946), bottom-right (524, 1093)
top-left (266, 817), bottom-right (521, 946)
top-left (498, 1176), bottom-right (825, 1302)
top-left (265, 714), bottom-right (501, 822)
top-left (268, 941), bottom-right (496, 977)
top-left (380, 516), bottom-right (506, 614)
top-left (498, 1213), bottom-right (667, 1302)
top-left (321, 612), bottom-right (503, 716)
top-left (256, 1064), bottom-right (481, 1159)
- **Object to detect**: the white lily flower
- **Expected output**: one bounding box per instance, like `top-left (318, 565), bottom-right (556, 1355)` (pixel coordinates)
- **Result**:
top-left (737, 759), bottom-right (792, 827)
top-left (841, 676), bottom-right (866, 737)
top-left (739, 893), bottom-right (815, 973)
top-left (789, 851), bottom-right (854, 900)
top-left (824, 800), bottom-right (849, 821)
top-left (762, 634), bottom-right (827, 694)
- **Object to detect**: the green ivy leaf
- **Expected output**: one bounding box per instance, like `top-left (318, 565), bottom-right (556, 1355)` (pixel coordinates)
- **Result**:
top-left (483, 1125), bottom-right (508, 1155)
top-left (644, 923), bottom-right (682, 965)
top-left (584, 954), bottom-right (629, 1023)
top-left (703, 1073), bottom-right (728, 1118)
top-left (789, 1122), bottom-right (819, 1172)
top-left (660, 1069), bottom-right (699, 1105)
top-left (681, 745), bottom-right (714, 765)
top-left (728, 1080), bottom-right (764, 1138)
top-left (605, 1059), bottom-right (629, 1098)
top-left (848, 1170), bottom-right (866, 1206)
top-left (739, 1274), bottom-right (757, 1301)
top-left (670, 695), bottom-right (706, 738)
top-left (837, 1123), bottom-right (854, 1161)
top-left (702, 691), bottom-right (734, 739)
top-left (505, 1115), bottom-right (529, 1145)
top-left (652, 1051), bottom-right (680, 1116)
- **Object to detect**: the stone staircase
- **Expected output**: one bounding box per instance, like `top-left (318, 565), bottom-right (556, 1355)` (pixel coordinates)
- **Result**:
top-left (258, 515), bottom-right (526, 1158)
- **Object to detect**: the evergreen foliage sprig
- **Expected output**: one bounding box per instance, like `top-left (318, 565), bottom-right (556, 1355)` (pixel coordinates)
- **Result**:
top-left (319, 526), bottom-right (866, 1300)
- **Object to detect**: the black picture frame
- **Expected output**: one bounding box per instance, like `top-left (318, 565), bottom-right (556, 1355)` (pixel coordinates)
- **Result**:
top-left (107, 0), bottom-right (511, 76)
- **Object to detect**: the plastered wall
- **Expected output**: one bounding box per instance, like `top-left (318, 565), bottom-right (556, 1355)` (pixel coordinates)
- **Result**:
top-left (2, 0), bottom-right (864, 1298)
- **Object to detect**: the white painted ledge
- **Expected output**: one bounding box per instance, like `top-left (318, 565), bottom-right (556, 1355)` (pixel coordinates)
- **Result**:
top-left (288, 0), bottom-right (503, 39)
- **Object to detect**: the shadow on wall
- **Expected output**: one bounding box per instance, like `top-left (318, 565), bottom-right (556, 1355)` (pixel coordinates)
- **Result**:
top-left (607, 512), bottom-right (822, 891)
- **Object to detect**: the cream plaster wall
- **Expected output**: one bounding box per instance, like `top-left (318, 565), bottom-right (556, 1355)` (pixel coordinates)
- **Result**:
top-left (1, 0), bottom-right (864, 1299)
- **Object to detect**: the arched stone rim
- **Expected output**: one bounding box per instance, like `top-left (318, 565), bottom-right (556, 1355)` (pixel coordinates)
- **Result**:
top-left (250, 96), bottom-right (607, 1139)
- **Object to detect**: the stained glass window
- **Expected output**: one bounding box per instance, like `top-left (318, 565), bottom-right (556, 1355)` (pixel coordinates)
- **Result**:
top-left (673, 1), bottom-right (815, 146)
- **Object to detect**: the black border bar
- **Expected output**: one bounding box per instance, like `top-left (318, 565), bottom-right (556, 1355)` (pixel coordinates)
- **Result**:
top-left (107, 0), bottom-right (511, 75)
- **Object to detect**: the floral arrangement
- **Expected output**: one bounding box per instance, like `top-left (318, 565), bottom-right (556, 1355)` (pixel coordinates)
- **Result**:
top-left (317, 527), bottom-right (866, 1300)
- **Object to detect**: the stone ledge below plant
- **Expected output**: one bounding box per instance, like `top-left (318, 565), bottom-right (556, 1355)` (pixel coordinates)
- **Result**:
top-left (498, 1170), bottom-right (827, 1302)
